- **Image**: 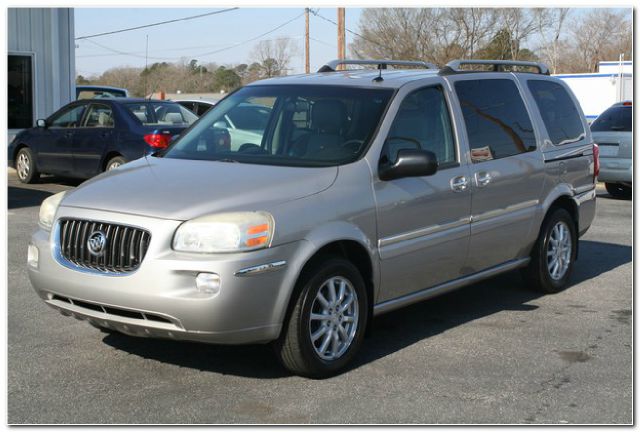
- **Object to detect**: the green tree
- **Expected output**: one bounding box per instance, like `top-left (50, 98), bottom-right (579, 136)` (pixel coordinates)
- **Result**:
top-left (212, 66), bottom-right (241, 92)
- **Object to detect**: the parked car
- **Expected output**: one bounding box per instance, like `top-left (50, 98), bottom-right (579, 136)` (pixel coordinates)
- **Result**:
top-left (76, 85), bottom-right (129, 99)
top-left (27, 59), bottom-right (597, 378)
top-left (174, 99), bottom-right (217, 116)
top-left (9, 98), bottom-right (198, 183)
top-left (590, 101), bottom-right (632, 198)
top-left (176, 99), bottom-right (268, 150)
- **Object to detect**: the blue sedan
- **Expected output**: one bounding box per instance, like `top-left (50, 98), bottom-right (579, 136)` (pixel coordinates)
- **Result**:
top-left (8, 98), bottom-right (198, 183)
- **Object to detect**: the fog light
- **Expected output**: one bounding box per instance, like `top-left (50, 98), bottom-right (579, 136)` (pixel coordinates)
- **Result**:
top-left (196, 273), bottom-right (220, 295)
top-left (27, 244), bottom-right (39, 268)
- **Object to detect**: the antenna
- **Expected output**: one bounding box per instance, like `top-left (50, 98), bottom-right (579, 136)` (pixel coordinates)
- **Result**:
top-left (372, 64), bottom-right (383, 82)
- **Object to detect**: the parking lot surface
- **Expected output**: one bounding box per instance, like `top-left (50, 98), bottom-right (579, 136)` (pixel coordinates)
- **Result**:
top-left (7, 171), bottom-right (632, 424)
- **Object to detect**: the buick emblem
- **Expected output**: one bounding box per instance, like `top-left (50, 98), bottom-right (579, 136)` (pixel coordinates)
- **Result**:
top-left (87, 231), bottom-right (107, 256)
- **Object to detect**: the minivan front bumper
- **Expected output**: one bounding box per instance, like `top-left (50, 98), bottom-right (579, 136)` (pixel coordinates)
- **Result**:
top-left (27, 206), bottom-right (305, 344)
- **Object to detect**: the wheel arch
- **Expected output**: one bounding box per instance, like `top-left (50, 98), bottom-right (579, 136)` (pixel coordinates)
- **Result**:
top-left (274, 224), bottom-right (378, 339)
top-left (540, 185), bottom-right (581, 259)
top-left (101, 151), bottom-right (123, 171)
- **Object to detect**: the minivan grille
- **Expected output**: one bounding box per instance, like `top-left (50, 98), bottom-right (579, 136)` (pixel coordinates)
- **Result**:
top-left (58, 219), bottom-right (151, 273)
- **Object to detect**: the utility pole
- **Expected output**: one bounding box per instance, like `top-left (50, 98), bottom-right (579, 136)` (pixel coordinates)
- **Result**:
top-left (144, 34), bottom-right (149, 98)
top-left (337, 8), bottom-right (345, 69)
top-left (305, 8), bottom-right (310, 74)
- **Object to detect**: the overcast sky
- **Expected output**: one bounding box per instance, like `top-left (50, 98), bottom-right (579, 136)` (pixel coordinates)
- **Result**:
top-left (74, 8), bottom-right (363, 77)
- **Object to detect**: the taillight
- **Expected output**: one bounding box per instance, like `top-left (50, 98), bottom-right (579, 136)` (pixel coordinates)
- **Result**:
top-left (593, 143), bottom-right (600, 182)
top-left (144, 133), bottom-right (171, 149)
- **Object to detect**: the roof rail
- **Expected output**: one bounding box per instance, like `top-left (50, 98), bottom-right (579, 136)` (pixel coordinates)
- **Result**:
top-left (440, 59), bottom-right (550, 76)
top-left (318, 59), bottom-right (437, 73)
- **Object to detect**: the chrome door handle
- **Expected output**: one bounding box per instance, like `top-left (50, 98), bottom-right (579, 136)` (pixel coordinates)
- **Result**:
top-left (475, 171), bottom-right (492, 187)
top-left (450, 176), bottom-right (469, 192)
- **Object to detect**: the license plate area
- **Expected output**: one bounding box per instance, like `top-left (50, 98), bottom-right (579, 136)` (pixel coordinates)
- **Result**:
top-left (598, 143), bottom-right (619, 157)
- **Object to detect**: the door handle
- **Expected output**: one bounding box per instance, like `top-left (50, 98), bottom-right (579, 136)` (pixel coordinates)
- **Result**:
top-left (475, 171), bottom-right (492, 187)
top-left (450, 176), bottom-right (469, 192)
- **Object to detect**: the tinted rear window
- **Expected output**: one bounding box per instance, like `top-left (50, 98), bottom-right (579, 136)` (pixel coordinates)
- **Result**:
top-left (591, 106), bottom-right (632, 132)
top-left (527, 80), bottom-right (585, 145)
top-left (455, 79), bottom-right (536, 162)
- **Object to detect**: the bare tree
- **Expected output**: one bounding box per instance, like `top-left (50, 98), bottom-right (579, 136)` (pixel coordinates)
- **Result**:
top-left (533, 8), bottom-right (570, 74)
top-left (250, 38), bottom-right (300, 78)
top-left (567, 9), bottom-right (632, 72)
top-left (498, 8), bottom-right (539, 60)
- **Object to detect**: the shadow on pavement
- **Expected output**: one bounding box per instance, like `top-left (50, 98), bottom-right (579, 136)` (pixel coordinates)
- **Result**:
top-left (8, 186), bottom-right (54, 210)
top-left (102, 240), bottom-right (631, 379)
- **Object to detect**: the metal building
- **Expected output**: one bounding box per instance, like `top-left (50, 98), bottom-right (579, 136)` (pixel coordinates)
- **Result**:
top-left (8, 8), bottom-right (75, 141)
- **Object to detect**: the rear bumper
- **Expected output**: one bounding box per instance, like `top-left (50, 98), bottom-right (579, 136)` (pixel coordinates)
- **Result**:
top-left (575, 187), bottom-right (597, 237)
top-left (599, 157), bottom-right (632, 184)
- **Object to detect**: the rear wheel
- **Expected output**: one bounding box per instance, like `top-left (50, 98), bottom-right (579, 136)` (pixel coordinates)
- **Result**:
top-left (105, 156), bottom-right (126, 171)
top-left (522, 207), bottom-right (576, 293)
top-left (605, 182), bottom-right (631, 199)
top-left (274, 257), bottom-right (368, 378)
top-left (15, 147), bottom-right (39, 184)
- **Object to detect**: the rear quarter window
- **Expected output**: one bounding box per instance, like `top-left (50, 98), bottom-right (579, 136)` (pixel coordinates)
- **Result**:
top-left (591, 106), bottom-right (632, 132)
top-left (527, 80), bottom-right (585, 145)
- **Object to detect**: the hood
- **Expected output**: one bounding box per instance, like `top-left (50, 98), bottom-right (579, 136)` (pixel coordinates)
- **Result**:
top-left (61, 157), bottom-right (338, 220)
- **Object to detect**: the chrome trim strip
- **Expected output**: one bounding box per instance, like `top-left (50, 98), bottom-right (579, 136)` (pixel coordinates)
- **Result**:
top-left (378, 217), bottom-right (470, 248)
top-left (234, 260), bottom-right (287, 277)
top-left (373, 258), bottom-right (530, 316)
top-left (543, 143), bottom-right (593, 162)
top-left (575, 187), bottom-right (597, 204)
top-left (471, 199), bottom-right (538, 224)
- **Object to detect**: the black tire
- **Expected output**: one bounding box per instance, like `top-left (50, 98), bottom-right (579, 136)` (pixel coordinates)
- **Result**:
top-left (274, 257), bottom-right (369, 378)
top-left (15, 147), bottom-right (40, 184)
top-left (105, 156), bottom-right (126, 172)
top-left (522, 207), bottom-right (577, 294)
top-left (605, 182), bottom-right (632, 199)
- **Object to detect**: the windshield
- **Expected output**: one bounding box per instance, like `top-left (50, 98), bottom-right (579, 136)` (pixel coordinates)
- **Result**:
top-left (591, 106), bottom-right (632, 132)
top-left (125, 102), bottom-right (198, 126)
top-left (162, 85), bottom-right (394, 167)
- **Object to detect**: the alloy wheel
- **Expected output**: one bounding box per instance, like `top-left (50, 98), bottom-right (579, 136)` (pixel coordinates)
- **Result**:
top-left (308, 276), bottom-right (359, 361)
top-left (547, 221), bottom-right (572, 280)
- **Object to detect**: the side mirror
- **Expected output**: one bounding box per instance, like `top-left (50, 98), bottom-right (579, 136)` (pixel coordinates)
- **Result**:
top-left (213, 120), bottom-right (229, 129)
top-left (36, 119), bottom-right (47, 128)
top-left (379, 148), bottom-right (438, 181)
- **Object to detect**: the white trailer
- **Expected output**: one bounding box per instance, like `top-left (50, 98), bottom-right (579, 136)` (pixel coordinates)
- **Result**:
top-left (553, 60), bottom-right (633, 122)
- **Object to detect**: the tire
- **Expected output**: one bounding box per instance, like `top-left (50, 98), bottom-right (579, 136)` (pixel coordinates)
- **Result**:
top-left (105, 156), bottom-right (126, 172)
top-left (274, 257), bottom-right (369, 378)
top-left (605, 182), bottom-right (632, 199)
top-left (522, 207), bottom-right (577, 294)
top-left (15, 147), bottom-right (40, 184)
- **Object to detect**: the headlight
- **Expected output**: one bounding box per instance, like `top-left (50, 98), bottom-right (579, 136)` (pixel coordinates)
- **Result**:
top-left (173, 211), bottom-right (274, 253)
top-left (38, 191), bottom-right (67, 231)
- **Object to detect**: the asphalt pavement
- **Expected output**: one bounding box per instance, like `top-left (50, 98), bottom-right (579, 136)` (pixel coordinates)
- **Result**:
top-left (7, 170), bottom-right (632, 424)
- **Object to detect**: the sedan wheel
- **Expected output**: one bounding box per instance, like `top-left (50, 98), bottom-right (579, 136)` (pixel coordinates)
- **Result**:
top-left (15, 148), bottom-right (39, 184)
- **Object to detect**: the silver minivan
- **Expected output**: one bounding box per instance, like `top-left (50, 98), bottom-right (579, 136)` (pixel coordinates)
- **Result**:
top-left (28, 59), bottom-right (597, 377)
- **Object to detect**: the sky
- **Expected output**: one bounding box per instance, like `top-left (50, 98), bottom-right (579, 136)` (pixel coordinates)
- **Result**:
top-left (74, 8), bottom-right (363, 77)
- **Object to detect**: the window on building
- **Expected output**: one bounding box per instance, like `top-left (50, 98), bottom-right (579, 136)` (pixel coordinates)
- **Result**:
top-left (527, 80), bottom-right (585, 145)
top-left (8, 55), bottom-right (34, 129)
top-left (455, 79), bottom-right (536, 163)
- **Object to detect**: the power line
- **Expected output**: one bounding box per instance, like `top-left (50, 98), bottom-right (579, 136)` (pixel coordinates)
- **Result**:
top-left (190, 11), bottom-right (305, 58)
top-left (75, 8), bottom-right (239, 40)
top-left (310, 9), bottom-right (393, 53)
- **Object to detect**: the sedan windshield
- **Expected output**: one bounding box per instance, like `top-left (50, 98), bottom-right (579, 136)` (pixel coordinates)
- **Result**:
top-left (162, 85), bottom-right (394, 167)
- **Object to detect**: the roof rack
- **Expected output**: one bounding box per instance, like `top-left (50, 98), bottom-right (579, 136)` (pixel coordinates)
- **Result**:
top-left (440, 59), bottom-right (550, 76)
top-left (318, 59), bottom-right (437, 73)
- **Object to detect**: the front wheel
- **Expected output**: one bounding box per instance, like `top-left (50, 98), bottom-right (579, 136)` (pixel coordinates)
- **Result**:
top-left (274, 257), bottom-right (368, 378)
top-left (522, 207), bottom-right (577, 293)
